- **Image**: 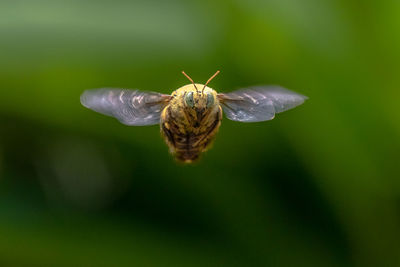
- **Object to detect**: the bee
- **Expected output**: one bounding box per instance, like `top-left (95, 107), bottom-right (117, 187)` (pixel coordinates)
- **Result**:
top-left (80, 71), bottom-right (307, 163)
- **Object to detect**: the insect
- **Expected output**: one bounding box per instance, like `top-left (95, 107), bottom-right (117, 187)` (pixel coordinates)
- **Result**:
top-left (80, 71), bottom-right (307, 163)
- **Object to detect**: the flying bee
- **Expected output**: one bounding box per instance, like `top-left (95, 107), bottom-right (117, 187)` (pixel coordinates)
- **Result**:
top-left (80, 71), bottom-right (307, 163)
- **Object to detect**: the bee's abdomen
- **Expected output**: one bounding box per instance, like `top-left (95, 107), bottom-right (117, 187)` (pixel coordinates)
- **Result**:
top-left (162, 127), bottom-right (213, 163)
top-left (175, 139), bottom-right (201, 163)
top-left (173, 134), bottom-right (210, 163)
top-left (161, 106), bottom-right (221, 163)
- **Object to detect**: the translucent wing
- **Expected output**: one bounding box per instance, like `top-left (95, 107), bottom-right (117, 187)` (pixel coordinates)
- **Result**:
top-left (80, 88), bottom-right (171, 126)
top-left (218, 86), bottom-right (308, 122)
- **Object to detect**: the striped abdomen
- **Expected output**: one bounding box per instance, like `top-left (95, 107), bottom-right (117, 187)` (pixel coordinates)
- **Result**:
top-left (161, 106), bottom-right (222, 163)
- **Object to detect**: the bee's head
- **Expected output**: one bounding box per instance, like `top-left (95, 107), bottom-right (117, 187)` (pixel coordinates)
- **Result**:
top-left (183, 88), bottom-right (216, 110)
top-left (181, 71), bottom-right (219, 111)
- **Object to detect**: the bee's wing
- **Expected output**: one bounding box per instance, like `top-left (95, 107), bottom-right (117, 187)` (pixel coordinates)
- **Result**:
top-left (218, 86), bottom-right (308, 122)
top-left (80, 88), bottom-right (171, 126)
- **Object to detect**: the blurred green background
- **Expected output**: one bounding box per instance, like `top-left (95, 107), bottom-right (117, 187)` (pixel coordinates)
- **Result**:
top-left (1, 0), bottom-right (400, 266)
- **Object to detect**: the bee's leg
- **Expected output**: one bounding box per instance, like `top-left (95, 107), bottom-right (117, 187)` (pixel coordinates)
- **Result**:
top-left (160, 107), bottom-right (177, 154)
top-left (193, 107), bottom-right (222, 151)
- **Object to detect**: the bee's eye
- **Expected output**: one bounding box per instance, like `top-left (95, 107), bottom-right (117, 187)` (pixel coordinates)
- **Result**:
top-left (206, 92), bottom-right (214, 108)
top-left (185, 91), bottom-right (194, 108)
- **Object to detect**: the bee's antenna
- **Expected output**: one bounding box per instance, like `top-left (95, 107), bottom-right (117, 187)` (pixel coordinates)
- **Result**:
top-left (202, 70), bottom-right (220, 93)
top-left (181, 71), bottom-right (198, 91)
